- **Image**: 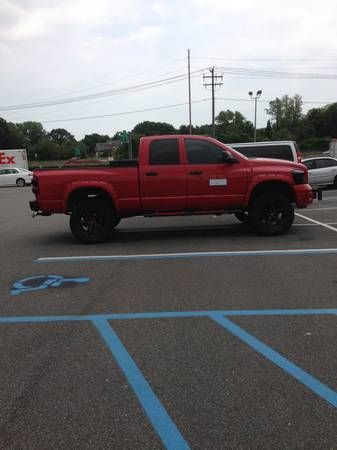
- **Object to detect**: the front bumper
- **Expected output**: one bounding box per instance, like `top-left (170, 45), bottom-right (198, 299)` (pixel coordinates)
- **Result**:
top-left (294, 184), bottom-right (315, 208)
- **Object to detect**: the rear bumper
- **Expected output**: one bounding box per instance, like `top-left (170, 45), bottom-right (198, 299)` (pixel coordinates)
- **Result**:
top-left (294, 184), bottom-right (315, 208)
top-left (29, 200), bottom-right (39, 212)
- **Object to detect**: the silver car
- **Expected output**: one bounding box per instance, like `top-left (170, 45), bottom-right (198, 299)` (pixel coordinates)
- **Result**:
top-left (302, 157), bottom-right (337, 187)
top-left (0, 167), bottom-right (33, 187)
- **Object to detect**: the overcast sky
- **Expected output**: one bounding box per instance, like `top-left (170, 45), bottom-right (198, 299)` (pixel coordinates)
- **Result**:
top-left (1, 0), bottom-right (337, 139)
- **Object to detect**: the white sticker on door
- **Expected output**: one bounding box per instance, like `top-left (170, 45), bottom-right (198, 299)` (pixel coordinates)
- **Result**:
top-left (209, 179), bottom-right (227, 186)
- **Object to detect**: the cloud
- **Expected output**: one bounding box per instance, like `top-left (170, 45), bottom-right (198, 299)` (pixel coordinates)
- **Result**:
top-left (0, 0), bottom-right (145, 41)
top-left (1, 0), bottom-right (337, 139)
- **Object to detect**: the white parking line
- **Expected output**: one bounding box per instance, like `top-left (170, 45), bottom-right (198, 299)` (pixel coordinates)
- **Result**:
top-left (293, 223), bottom-right (337, 226)
top-left (295, 213), bottom-right (337, 233)
top-left (36, 248), bottom-right (337, 263)
top-left (306, 207), bottom-right (337, 211)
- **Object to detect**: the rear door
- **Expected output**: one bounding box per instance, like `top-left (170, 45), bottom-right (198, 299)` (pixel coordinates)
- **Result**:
top-left (139, 138), bottom-right (187, 212)
top-left (184, 138), bottom-right (249, 211)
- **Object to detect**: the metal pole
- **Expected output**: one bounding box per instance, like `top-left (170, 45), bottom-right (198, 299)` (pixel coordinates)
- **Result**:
top-left (188, 49), bottom-right (192, 134)
top-left (128, 133), bottom-right (132, 159)
top-left (211, 67), bottom-right (215, 138)
top-left (254, 97), bottom-right (257, 142)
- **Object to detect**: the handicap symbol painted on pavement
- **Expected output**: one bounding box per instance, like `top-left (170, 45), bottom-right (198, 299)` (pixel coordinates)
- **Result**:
top-left (11, 275), bottom-right (90, 296)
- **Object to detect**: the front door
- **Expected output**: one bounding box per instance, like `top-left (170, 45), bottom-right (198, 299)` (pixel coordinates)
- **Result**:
top-left (184, 138), bottom-right (249, 211)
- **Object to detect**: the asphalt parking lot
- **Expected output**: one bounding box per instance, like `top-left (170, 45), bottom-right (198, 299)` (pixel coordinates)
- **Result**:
top-left (1, 187), bottom-right (337, 449)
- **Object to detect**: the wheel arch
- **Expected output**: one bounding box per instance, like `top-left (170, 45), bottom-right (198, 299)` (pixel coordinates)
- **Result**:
top-left (66, 185), bottom-right (117, 213)
top-left (247, 181), bottom-right (295, 207)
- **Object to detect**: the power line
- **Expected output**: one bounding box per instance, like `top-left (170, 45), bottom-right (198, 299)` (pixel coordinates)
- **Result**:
top-left (215, 97), bottom-right (333, 105)
top-left (11, 96), bottom-right (334, 125)
top-left (40, 98), bottom-right (211, 124)
top-left (194, 56), bottom-right (337, 61)
top-left (33, 58), bottom-right (189, 102)
top-left (0, 70), bottom-right (205, 112)
top-left (215, 66), bottom-right (337, 80)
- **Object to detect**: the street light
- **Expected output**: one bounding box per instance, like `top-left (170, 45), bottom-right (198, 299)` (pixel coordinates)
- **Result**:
top-left (249, 90), bottom-right (262, 142)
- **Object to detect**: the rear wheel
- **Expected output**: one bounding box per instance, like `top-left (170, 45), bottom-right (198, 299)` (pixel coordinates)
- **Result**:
top-left (70, 199), bottom-right (115, 243)
top-left (249, 193), bottom-right (294, 236)
top-left (16, 178), bottom-right (25, 187)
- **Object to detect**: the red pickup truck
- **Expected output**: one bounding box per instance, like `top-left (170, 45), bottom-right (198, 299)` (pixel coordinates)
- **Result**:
top-left (30, 135), bottom-right (314, 243)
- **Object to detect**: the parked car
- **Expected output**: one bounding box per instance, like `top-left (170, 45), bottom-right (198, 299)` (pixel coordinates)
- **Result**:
top-left (227, 141), bottom-right (302, 163)
top-left (0, 167), bottom-right (33, 187)
top-left (302, 157), bottom-right (337, 187)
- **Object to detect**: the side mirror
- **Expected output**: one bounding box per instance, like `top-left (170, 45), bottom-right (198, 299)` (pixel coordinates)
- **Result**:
top-left (222, 151), bottom-right (239, 164)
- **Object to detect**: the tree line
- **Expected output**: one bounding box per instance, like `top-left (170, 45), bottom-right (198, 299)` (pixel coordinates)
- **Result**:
top-left (1, 94), bottom-right (336, 161)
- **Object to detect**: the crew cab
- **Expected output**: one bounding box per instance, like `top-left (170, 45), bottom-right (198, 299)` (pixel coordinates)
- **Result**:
top-left (29, 135), bottom-right (314, 243)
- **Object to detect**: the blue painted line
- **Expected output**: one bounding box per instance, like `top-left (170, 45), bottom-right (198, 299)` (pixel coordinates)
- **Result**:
top-left (93, 318), bottom-right (190, 450)
top-left (35, 247), bottom-right (337, 263)
top-left (210, 313), bottom-right (337, 409)
top-left (0, 308), bottom-right (337, 324)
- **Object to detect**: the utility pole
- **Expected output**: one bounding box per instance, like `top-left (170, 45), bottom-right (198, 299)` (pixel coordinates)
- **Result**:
top-left (248, 90), bottom-right (262, 142)
top-left (188, 49), bottom-right (192, 134)
top-left (203, 67), bottom-right (223, 137)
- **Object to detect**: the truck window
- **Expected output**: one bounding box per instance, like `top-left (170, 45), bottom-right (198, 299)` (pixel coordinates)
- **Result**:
top-left (149, 139), bottom-right (180, 165)
top-left (185, 139), bottom-right (224, 164)
top-left (233, 144), bottom-right (293, 161)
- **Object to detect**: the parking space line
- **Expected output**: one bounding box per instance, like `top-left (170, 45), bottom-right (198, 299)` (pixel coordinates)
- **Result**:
top-left (210, 313), bottom-right (337, 409)
top-left (295, 213), bottom-right (337, 233)
top-left (305, 207), bottom-right (337, 211)
top-left (93, 318), bottom-right (189, 450)
top-left (35, 248), bottom-right (337, 263)
top-left (1, 308), bottom-right (337, 324)
top-left (293, 223), bottom-right (337, 226)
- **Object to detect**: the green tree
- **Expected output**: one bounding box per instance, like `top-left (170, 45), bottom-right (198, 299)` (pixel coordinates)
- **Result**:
top-left (49, 128), bottom-right (76, 145)
top-left (17, 121), bottom-right (46, 147)
top-left (265, 120), bottom-right (273, 139)
top-left (215, 110), bottom-right (254, 142)
top-left (266, 95), bottom-right (303, 131)
top-left (132, 121), bottom-right (176, 136)
top-left (31, 138), bottom-right (62, 161)
top-left (324, 103), bottom-right (337, 138)
top-left (82, 133), bottom-right (111, 155)
top-left (305, 108), bottom-right (325, 137)
top-left (0, 118), bottom-right (25, 149)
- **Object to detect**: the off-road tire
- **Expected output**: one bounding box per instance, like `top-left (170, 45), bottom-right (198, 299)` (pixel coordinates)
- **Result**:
top-left (249, 193), bottom-right (294, 236)
top-left (70, 199), bottom-right (115, 243)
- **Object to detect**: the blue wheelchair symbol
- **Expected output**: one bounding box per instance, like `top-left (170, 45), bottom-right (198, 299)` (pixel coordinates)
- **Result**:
top-left (11, 275), bottom-right (90, 296)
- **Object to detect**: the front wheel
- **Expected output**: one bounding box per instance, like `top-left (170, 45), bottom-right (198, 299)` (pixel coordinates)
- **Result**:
top-left (234, 211), bottom-right (250, 224)
top-left (70, 199), bottom-right (115, 243)
top-left (249, 193), bottom-right (294, 236)
top-left (16, 178), bottom-right (25, 187)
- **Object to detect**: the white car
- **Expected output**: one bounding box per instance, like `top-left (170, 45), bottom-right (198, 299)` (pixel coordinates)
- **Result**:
top-left (302, 157), bottom-right (337, 187)
top-left (0, 167), bottom-right (33, 187)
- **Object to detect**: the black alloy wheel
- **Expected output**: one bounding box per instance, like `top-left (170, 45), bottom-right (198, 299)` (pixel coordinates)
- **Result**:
top-left (249, 193), bottom-right (294, 236)
top-left (70, 199), bottom-right (115, 243)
